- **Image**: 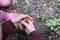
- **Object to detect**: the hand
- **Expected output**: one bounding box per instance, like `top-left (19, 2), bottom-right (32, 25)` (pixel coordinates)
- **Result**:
top-left (20, 20), bottom-right (36, 35)
top-left (11, 14), bottom-right (33, 25)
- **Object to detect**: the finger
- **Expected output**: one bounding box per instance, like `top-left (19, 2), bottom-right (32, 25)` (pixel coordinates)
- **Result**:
top-left (26, 15), bottom-right (34, 22)
top-left (27, 17), bottom-right (34, 23)
top-left (28, 20), bottom-right (33, 24)
top-left (20, 16), bottom-right (34, 23)
top-left (22, 14), bottom-right (33, 20)
top-left (18, 23), bottom-right (23, 29)
top-left (21, 21), bottom-right (28, 27)
top-left (27, 15), bottom-right (33, 20)
top-left (19, 25), bottom-right (23, 29)
top-left (23, 15), bottom-right (34, 22)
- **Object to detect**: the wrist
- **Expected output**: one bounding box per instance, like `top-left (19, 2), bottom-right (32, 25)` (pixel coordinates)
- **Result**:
top-left (11, 19), bottom-right (16, 25)
top-left (27, 29), bottom-right (36, 35)
top-left (29, 29), bottom-right (36, 34)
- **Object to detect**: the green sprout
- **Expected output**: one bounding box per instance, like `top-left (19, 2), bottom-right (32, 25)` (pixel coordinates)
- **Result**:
top-left (40, 14), bottom-right (46, 20)
top-left (24, 8), bottom-right (30, 13)
top-left (20, 0), bottom-right (25, 2)
top-left (38, 1), bottom-right (42, 5)
top-left (16, 25), bottom-right (19, 29)
top-left (57, 9), bottom-right (60, 14)
top-left (57, 3), bottom-right (60, 14)
top-left (58, 0), bottom-right (60, 3)
top-left (45, 18), bottom-right (60, 31)
top-left (45, 0), bottom-right (50, 5)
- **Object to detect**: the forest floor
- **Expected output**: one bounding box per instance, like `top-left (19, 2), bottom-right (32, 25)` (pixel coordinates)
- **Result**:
top-left (1, 0), bottom-right (60, 40)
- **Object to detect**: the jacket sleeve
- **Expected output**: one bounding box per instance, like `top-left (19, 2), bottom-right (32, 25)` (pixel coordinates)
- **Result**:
top-left (29, 31), bottom-right (41, 40)
top-left (2, 20), bottom-right (15, 40)
top-left (2, 20), bottom-right (41, 40)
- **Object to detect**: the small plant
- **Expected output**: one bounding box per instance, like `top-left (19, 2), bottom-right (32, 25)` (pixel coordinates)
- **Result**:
top-left (24, 8), bottom-right (30, 13)
top-left (38, 1), bottom-right (42, 5)
top-left (16, 25), bottom-right (19, 29)
top-left (57, 4), bottom-right (60, 14)
top-left (58, 0), bottom-right (60, 3)
top-left (20, 0), bottom-right (25, 2)
top-left (45, 18), bottom-right (60, 31)
top-left (45, 0), bottom-right (50, 5)
top-left (39, 14), bottom-right (46, 20)
top-left (57, 9), bottom-right (60, 14)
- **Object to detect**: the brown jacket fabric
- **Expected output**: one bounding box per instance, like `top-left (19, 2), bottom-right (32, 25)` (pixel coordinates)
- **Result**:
top-left (2, 20), bottom-right (41, 40)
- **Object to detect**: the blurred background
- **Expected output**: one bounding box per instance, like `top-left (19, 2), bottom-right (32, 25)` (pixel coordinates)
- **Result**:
top-left (1, 0), bottom-right (60, 40)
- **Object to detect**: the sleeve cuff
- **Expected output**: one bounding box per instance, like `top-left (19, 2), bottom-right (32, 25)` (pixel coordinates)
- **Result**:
top-left (29, 31), bottom-right (41, 40)
top-left (29, 31), bottom-right (38, 37)
top-left (2, 20), bottom-right (15, 34)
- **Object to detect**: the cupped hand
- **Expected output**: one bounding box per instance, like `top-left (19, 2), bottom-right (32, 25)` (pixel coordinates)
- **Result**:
top-left (11, 14), bottom-right (33, 25)
top-left (20, 19), bottom-right (36, 35)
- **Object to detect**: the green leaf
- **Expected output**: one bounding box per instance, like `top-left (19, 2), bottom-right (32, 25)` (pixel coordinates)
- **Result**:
top-left (46, 0), bottom-right (50, 3)
top-left (24, 8), bottom-right (30, 13)
top-left (58, 0), bottom-right (60, 2)
top-left (38, 1), bottom-right (42, 5)
top-left (58, 5), bottom-right (60, 9)
top-left (57, 23), bottom-right (60, 25)
top-left (16, 25), bottom-right (19, 29)
top-left (57, 9), bottom-right (60, 14)
top-left (45, 18), bottom-right (60, 32)
top-left (45, 23), bottom-right (51, 27)
top-left (49, 19), bottom-right (53, 22)
top-left (41, 14), bottom-right (46, 20)
top-left (20, 0), bottom-right (25, 2)
top-left (54, 19), bottom-right (59, 23)
top-left (45, 0), bottom-right (50, 5)
top-left (54, 27), bottom-right (60, 31)
top-left (45, 21), bottom-right (49, 23)
top-left (50, 27), bottom-right (54, 30)
top-left (51, 21), bottom-right (57, 26)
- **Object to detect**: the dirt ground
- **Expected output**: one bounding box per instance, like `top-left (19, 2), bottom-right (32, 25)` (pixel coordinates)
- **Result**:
top-left (1, 0), bottom-right (60, 40)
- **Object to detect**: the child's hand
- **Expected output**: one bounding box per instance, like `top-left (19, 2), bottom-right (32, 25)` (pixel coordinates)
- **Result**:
top-left (11, 14), bottom-right (33, 25)
top-left (20, 20), bottom-right (36, 35)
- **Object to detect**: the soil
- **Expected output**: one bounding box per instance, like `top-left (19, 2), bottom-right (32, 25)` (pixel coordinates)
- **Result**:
top-left (1, 0), bottom-right (60, 40)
